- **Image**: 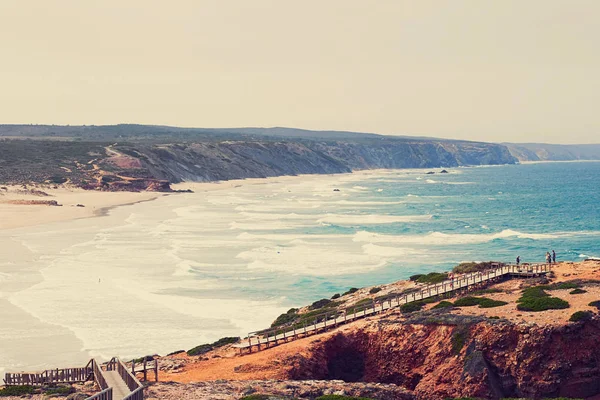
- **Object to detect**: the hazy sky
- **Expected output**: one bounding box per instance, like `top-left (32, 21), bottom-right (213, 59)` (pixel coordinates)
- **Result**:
top-left (1, 1), bottom-right (598, 144)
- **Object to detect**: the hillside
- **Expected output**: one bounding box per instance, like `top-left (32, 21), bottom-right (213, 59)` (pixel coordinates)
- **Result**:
top-left (0, 125), bottom-right (516, 189)
top-left (152, 260), bottom-right (600, 400)
top-left (506, 143), bottom-right (600, 161)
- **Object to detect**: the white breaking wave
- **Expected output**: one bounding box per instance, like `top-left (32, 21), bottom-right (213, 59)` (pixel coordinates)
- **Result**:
top-left (353, 229), bottom-right (600, 246)
top-left (317, 214), bottom-right (432, 225)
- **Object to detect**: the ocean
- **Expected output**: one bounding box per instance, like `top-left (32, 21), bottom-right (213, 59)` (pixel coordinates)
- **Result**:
top-left (1, 161), bottom-right (599, 372)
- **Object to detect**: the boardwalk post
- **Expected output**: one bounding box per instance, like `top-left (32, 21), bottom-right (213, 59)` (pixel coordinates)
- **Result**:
top-left (143, 357), bottom-right (147, 382)
top-left (155, 358), bottom-right (159, 382)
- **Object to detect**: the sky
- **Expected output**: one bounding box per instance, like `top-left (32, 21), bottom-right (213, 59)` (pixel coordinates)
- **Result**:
top-left (0, 0), bottom-right (598, 144)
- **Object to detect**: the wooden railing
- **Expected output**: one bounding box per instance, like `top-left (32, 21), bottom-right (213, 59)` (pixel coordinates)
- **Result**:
top-left (3, 363), bottom-right (92, 386)
top-left (239, 263), bottom-right (551, 351)
top-left (124, 386), bottom-right (144, 400)
top-left (92, 359), bottom-right (108, 390)
top-left (86, 387), bottom-right (113, 400)
top-left (131, 357), bottom-right (158, 382)
top-left (116, 358), bottom-right (143, 393)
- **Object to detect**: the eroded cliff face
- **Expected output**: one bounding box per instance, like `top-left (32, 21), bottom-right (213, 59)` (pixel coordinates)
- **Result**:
top-left (285, 315), bottom-right (600, 400)
top-left (121, 139), bottom-right (516, 183)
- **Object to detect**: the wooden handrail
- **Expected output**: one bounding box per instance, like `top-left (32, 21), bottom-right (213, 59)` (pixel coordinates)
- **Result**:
top-left (243, 263), bottom-right (549, 349)
top-left (86, 387), bottom-right (112, 400)
top-left (116, 358), bottom-right (143, 393)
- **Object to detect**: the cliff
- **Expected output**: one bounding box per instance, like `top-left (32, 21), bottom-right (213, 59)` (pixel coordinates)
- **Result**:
top-left (157, 261), bottom-right (600, 400)
top-left (0, 127), bottom-right (517, 189)
top-left (506, 143), bottom-right (600, 161)
top-left (286, 313), bottom-right (600, 400)
top-left (125, 139), bottom-right (515, 183)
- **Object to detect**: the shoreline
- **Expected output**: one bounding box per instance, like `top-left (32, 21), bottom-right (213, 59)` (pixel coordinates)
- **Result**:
top-left (0, 185), bottom-right (165, 231)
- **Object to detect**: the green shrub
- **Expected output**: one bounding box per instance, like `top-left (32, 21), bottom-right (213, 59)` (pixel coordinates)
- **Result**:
top-left (517, 296), bottom-right (569, 312)
top-left (517, 286), bottom-right (570, 312)
top-left (569, 288), bottom-right (587, 294)
top-left (570, 311), bottom-right (593, 322)
top-left (453, 296), bottom-right (507, 308)
top-left (369, 287), bottom-right (382, 294)
top-left (520, 286), bottom-right (550, 299)
top-left (541, 281), bottom-right (580, 290)
top-left (316, 396), bottom-right (374, 400)
top-left (188, 336), bottom-right (240, 356)
top-left (453, 297), bottom-right (481, 307)
top-left (331, 293), bottom-right (341, 299)
top-left (409, 274), bottom-right (424, 281)
top-left (433, 301), bottom-right (454, 309)
top-left (343, 288), bottom-right (358, 296)
top-left (271, 308), bottom-right (299, 327)
top-left (417, 272), bottom-right (448, 284)
top-left (477, 298), bottom-right (508, 308)
top-left (452, 261), bottom-right (504, 274)
top-left (44, 386), bottom-right (74, 395)
top-left (451, 327), bottom-right (469, 355)
top-left (310, 298), bottom-right (333, 310)
top-left (0, 385), bottom-right (36, 396)
top-left (354, 298), bottom-right (373, 307)
top-left (238, 395), bottom-right (271, 400)
top-left (589, 300), bottom-right (600, 310)
top-left (488, 316), bottom-right (500, 319)
top-left (400, 301), bottom-right (425, 313)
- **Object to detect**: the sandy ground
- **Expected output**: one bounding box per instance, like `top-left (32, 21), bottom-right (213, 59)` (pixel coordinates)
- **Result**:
top-left (160, 319), bottom-right (371, 383)
top-left (0, 185), bottom-right (163, 230)
top-left (449, 261), bottom-right (600, 326)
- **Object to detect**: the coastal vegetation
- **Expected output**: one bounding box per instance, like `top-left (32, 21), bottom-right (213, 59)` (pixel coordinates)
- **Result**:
top-left (411, 272), bottom-right (448, 284)
top-left (453, 296), bottom-right (508, 308)
top-left (516, 287), bottom-right (570, 312)
top-left (0, 385), bottom-right (35, 396)
top-left (452, 261), bottom-right (505, 274)
top-left (569, 311), bottom-right (594, 322)
top-left (400, 301), bottom-right (425, 313)
top-left (187, 336), bottom-right (240, 356)
top-left (569, 288), bottom-right (587, 294)
top-left (432, 300), bottom-right (454, 309)
top-left (589, 300), bottom-right (600, 310)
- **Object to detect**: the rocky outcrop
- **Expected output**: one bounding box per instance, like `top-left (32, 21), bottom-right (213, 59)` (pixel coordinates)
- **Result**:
top-left (285, 312), bottom-right (600, 400)
top-left (145, 379), bottom-right (415, 400)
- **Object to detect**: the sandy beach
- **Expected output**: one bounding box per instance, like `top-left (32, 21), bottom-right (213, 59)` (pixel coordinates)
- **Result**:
top-left (0, 185), bottom-right (165, 231)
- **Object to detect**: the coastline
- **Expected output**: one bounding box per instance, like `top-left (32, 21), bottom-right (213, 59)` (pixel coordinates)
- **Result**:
top-left (0, 185), bottom-right (165, 231)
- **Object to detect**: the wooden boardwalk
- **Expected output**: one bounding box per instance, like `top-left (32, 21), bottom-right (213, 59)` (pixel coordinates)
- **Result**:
top-left (4, 357), bottom-right (150, 400)
top-left (235, 263), bottom-right (551, 353)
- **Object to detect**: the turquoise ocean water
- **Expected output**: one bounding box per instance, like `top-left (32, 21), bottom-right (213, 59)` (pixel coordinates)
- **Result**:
top-left (234, 161), bottom-right (600, 306)
top-left (2, 161), bottom-right (599, 370)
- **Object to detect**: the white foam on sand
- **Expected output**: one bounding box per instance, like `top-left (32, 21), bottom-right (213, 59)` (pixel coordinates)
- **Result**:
top-left (237, 243), bottom-right (387, 276)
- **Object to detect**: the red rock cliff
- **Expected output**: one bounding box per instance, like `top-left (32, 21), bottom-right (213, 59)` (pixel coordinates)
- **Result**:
top-left (284, 312), bottom-right (600, 400)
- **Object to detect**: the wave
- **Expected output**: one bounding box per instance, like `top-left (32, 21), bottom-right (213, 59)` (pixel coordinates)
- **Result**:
top-left (317, 214), bottom-right (432, 225)
top-left (353, 229), bottom-right (600, 246)
top-left (238, 212), bottom-right (312, 221)
top-left (237, 244), bottom-right (387, 276)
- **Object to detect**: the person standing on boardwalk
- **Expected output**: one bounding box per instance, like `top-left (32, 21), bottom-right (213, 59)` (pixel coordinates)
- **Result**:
top-left (546, 251), bottom-right (551, 265)
top-left (552, 250), bottom-right (556, 264)
top-left (516, 256), bottom-right (520, 266)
